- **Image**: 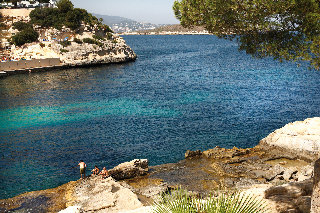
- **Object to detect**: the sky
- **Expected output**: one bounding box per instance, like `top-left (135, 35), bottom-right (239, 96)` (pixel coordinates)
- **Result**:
top-left (72, 0), bottom-right (180, 25)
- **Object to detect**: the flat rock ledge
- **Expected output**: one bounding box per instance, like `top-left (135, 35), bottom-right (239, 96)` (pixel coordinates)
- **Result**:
top-left (259, 117), bottom-right (320, 161)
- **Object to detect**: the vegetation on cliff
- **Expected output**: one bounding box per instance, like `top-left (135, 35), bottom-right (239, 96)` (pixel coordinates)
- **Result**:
top-left (11, 21), bottom-right (38, 46)
top-left (8, 0), bottom-right (112, 46)
top-left (173, 0), bottom-right (320, 69)
top-left (29, 0), bottom-right (112, 31)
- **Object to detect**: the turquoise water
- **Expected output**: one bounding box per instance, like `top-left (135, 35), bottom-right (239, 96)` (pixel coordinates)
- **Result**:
top-left (0, 35), bottom-right (319, 199)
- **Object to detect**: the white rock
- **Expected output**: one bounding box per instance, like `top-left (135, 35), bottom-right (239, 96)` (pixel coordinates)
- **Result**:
top-left (260, 117), bottom-right (320, 156)
top-left (58, 206), bottom-right (81, 213)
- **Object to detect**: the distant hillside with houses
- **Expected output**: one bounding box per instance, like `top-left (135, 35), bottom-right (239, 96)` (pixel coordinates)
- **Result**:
top-left (0, 0), bottom-right (56, 8)
top-left (92, 13), bottom-right (162, 34)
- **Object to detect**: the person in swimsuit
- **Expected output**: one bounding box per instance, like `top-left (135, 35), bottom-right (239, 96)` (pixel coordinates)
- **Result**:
top-left (91, 165), bottom-right (100, 176)
top-left (99, 167), bottom-right (109, 179)
top-left (78, 160), bottom-right (87, 179)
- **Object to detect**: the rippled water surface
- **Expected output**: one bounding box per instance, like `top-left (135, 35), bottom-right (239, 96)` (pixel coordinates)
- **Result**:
top-left (1, 35), bottom-right (320, 198)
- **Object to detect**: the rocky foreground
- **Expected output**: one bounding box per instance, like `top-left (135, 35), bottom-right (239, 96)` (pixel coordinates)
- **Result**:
top-left (1, 117), bottom-right (319, 213)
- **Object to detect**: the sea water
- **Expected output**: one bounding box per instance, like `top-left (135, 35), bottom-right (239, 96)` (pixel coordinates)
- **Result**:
top-left (0, 35), bottom-right (319, 199)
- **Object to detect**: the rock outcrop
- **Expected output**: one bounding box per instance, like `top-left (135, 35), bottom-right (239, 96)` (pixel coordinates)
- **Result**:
top-left (10, 32), bottom-right (136, 67)
top-left (66, 176), bottom-right (144, 213)
top-left (265, 179), bottom-right (313, 213)
top-left (311, 158), bottom-right (320, 213)
top-left (259, 117), bottom-right (320, 161)
top-left (109, 159), bottom-right (149, 180)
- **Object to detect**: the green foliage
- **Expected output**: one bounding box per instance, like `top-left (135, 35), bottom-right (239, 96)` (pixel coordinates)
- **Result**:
top-left (59, 40), bottom-right (71, 47)
top-left (56, 0), bottom-right (73, 14)
top-left (173, 0), bottom-right (320, 69)
top-left (12, 21), bottom-right (33, 31)
top-left (93, 34), bottom-right (105, 41)
top-left (82, 37), bottom-right (103, 47)
top-left (11, 28), bottom-right (39, 46)
top-left (30, 8), bottom-right (64, 29)
top-left (153, 189), bottom-right (269, 213)
top-left (65, 9), bottom-right (83, 30)
top-left (29, 0), bottom-right (112, 31)
top-left (106, 32), bottom-right (113, 40)
top-left (60, 48), bottom-right (69, 53)
top-left (73, 38), bottom-right (83, 44)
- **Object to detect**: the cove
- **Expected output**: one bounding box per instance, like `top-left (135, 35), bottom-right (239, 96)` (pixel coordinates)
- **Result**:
top-left (0, 35), bottom-right (319, 199)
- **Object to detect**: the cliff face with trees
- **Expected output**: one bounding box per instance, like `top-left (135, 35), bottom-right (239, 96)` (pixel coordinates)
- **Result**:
top-left (173, 0), bottom-right (320, 69)
top-left (2, 0), bottom-right (136, 67)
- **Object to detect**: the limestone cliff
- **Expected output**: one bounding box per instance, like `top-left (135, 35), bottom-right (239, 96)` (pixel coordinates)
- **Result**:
top-left (9, 29), bottom-right (136, 66)
top-left (259, 117), bottom-right (320, 161)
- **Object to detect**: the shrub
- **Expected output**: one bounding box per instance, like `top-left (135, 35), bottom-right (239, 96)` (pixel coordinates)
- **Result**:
top-left (39, 43), bottom-right (45, 47)
top-left (56, 0), bottom-right (74, 14)
top-left (11, 28), bottom-right (39, 46)
top-left (60, 48), bottom-right (69, 53)
top-left (73, 38), bottom-right (82, 44)
top-left (29, 2), bottom-right (113, 31)
top-left (12, 21), bottom-right (33, 31)
top-left (82, 37), bottom-right (103, 47)
top-left (93, 34), bottom-right (105, 41)
top-left (106, 32), bottom-right (113, 40)
top-left (60, 40), bottom-right (71, 47)
top-left (152, 189), bottom-right (269, 213)
top-left (30, 8), bottom-right (64, 29)
top-left (82, 37), bottom-right (95, 44)
top-left (65, 9), bottom-right (83, 30)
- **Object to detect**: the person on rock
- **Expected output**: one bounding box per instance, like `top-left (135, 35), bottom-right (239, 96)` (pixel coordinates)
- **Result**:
top-left (99, 167), bottom-right (109, 179)
top-left (91, 165), bottom-right (100, 176)
top-left (78, 160), bottom-right (87, 179)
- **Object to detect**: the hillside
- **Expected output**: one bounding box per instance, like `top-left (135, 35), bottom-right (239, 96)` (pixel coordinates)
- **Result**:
top-left (92, 13), bottom-right (159, 33)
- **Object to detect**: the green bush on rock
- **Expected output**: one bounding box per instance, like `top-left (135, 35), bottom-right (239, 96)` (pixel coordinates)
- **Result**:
top-left (11, 28), bottom-right (39, 46)
top-left (82, 37), bottom-right (103, 47)
top-left (12, 21), bottom-right (33, 31)
top-left (59, 40), bottom-right (71, 47)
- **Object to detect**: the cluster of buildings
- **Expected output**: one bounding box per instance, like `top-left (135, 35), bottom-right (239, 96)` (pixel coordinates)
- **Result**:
top-left (112, 22), bottom-right (158, 33)
top-left (0, 0), bottom-right (57, 9)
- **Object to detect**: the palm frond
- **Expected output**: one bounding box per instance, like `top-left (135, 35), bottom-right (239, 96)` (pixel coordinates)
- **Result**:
top-left (152, 189), bottom-right (270, 213)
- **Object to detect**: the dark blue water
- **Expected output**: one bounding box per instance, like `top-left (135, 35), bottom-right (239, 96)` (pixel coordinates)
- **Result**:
top-left (0, 35), bottom-right (319, 199)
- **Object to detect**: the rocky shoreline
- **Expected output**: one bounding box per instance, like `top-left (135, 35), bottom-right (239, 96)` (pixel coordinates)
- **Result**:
top-left (1, 117), bottom-right (319, 213)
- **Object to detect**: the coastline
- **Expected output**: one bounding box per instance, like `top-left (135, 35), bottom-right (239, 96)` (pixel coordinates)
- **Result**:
top-left (1, 117), bottom-right (319, 212)
top-left (0, 55), bottom-right (136, 79)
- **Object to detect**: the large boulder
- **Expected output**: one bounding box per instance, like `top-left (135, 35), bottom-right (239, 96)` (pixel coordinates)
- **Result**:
top-left (66, 176), bottom-right (144, 212)
top-left (265, 179), bottom-right (313, 213)
top-left (259, 117), bottom-right (320, 161)
top-left (109, 159), bottom-right (149, 180)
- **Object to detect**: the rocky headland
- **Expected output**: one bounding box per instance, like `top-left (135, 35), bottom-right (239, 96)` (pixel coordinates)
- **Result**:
top-left (1, 117), bottom-right (319, 213)
top-left (9, 30), bottom-right (136, 67)
top-left (0, 8), bottom-right (137, 77)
